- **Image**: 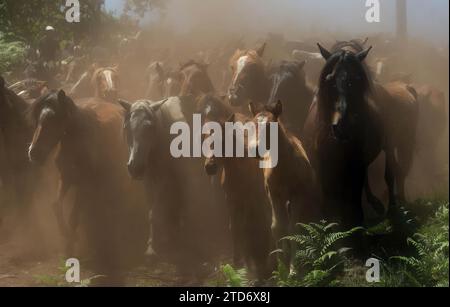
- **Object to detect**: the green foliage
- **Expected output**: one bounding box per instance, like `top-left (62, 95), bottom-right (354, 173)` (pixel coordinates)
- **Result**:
top-left (387, 202), bottom-right (449, 287)
top-left (0, 1), bottom-right (98, 43)
top-left (274, 221), bottom-right (363, 287)
top-left (219, 264), bottom-right (249, 287)
top-left (0, 33), bottom-right (26, 73)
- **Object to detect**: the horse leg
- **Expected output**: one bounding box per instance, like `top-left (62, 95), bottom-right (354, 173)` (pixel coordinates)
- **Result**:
top-left (228, 198), bottom-right (244, 267)
top-left (52, 179), bottom-right (71, 238)
top-left (384, 145), bottom-right (398, 216)
top-left (144, 183), bottom-right (158, 262)
top-left (364, 171), bottom-right (386, 217)
top-left (396, 141), bottom-right (415, 202)
top-left (65, 189), bottom-right (81, 256)
top-left (267, 188), bottom-right (290, 267)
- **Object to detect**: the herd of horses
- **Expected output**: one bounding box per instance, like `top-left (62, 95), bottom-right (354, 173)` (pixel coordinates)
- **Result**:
top-left (0, 36), bottom-right (447, 283)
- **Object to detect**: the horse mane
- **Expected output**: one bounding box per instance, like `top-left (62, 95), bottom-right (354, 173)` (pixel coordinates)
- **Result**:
top-left (27, 90), bottom-right (59, 125)
top-left (331, 39), bottom-right (365, 53)
top-left (272, 60), bottom-right (304, 77)
top-left (196, 93), bottom-right (233, 121)
top-left (331, 39), bottom-right (376, 80)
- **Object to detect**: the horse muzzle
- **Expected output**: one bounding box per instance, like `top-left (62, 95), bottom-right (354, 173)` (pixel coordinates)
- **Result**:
top-left (28, 145), bottom-right (46, 165)
top-left (127, 159), bottom-right (146, 180)
top-left (204, 160), bottom-right (219, 176)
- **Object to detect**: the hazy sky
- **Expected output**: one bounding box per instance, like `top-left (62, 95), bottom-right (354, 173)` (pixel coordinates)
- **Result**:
top-left (105, 0), bottom-right (449, 46)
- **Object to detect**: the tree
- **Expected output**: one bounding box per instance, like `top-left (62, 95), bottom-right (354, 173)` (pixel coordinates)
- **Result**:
top-left (123, 0), bottom-right (167, 18)
top-left (0, 0), bottom-right (108, 44)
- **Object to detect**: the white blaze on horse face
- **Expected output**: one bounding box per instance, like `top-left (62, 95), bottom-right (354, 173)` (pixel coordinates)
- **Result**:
top-left (233, 55), bottom-right (249, 86)
top-left (103, 70), bottom-right (114, 90)
top-left (248, 115), bottom-right (279, 169)
top-left (376, 61), bottom-right (384, 77)
top-left (248, 115), bottom-right (267, 155)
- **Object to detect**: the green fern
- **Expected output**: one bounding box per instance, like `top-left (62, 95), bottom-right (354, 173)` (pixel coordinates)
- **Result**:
top-left (220, 264), bottom-right (249, 287)
top-left (388, 202), bottom-right (449, 287)
top-left (274, 220), bottom-right (363, 287)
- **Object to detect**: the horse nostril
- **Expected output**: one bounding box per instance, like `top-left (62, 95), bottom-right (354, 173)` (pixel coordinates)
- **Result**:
top-left (332, 125), bottom-right (339, 138)
top-left (29, 146), bottom-right (43, 163)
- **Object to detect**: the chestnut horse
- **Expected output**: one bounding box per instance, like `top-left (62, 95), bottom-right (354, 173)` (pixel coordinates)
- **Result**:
top-left (303, 44), bottom-right (396, 232)
top-left (198, 94), bottom-right (273, 281)
top-left (249, 100), bottom-right (319, 270)
top-left (28, 91), bottom-right (146, 282)
top-left (228, 43), bottom-right (269, 107)
top-left (69, 65), bottom-right (119, 102)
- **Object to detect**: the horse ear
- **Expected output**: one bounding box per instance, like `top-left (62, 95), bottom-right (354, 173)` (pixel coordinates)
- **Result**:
top-left (317, 43), bottom-right (331, 60)
top-left (249, 101), bottom-right (258, 117)
top-left (356, 46), bottom-right (373, 62)
top-left (118, 99), bottom-right (132, 113)
top-left (151, 98), bottom-right (169, 112)
top-left (267, 100), bottom-right (283, 118)
top-left (227, 113), bottom-right (235, 123)
top-left (57, 90), bottom-right (66, 102)
top-left (362, 37), bottom-right (369, 46)
top-left (256, 42), bottom-right (267, 57)
top-left (58, 90), bottom-right (75, 114)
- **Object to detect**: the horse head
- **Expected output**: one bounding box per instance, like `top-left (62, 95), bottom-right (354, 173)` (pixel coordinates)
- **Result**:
top-left (317, 43), bottom-right (373, 141)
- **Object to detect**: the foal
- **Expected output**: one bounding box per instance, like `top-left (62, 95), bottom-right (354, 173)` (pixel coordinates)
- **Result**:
top-left (198, 94), bottom-right (273, 281)
top-left (249, 100), bottom-right (319, 270)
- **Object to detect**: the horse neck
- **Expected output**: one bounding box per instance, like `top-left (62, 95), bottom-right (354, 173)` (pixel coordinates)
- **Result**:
top-left (253, 72), bottom-right (271, 102)
top-left (269, 76), bottom-right (313, 106)
top-left (274, 121), bottom-right (294, 166)
top-left (1, 90), bottom-right (30, 132)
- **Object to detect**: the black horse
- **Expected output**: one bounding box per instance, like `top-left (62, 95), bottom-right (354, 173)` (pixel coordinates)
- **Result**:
top-left (303, 44), bottom-right (396, 231)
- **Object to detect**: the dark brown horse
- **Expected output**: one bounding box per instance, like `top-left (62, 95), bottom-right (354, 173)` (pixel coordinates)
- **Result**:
top-left (145, 62), bottom-right (182, 100)
top-left (303, 44), bottom-right (396, 231)
top-left (414, 85), bottom-right (447, 184)
top-left (179, 60), bottom-right (215, 98)
top-left (0, 76), bottom-right (38, 215)
top-left (249, 100), bottom-right (319, 271)
top-left (373, 82), bottom-right (419, 202)
top-left (198, 94), bottom-right (273, 281)
top-left (28, 91), bottom-right (146, 282)
top-left (267, 60), bottom-right (315, 137)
